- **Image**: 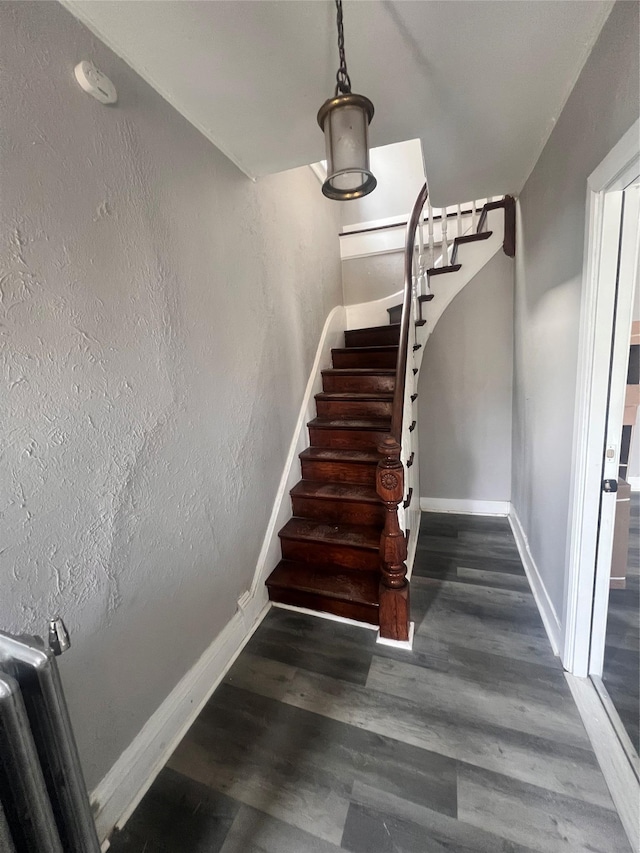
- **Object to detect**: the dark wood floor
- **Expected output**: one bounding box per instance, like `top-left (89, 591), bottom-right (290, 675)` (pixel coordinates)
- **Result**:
top-left (108, 513), bottom-right (630, 853)
top-left (603, 492), bottom-right (639, 752)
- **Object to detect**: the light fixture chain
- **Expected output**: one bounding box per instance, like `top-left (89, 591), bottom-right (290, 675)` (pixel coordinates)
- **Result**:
top-left (335, 0), bottom-right (352, 95)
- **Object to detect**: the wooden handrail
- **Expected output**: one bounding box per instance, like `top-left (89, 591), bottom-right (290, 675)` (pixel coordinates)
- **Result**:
top-left (338, 203), bottom-right (479, 238)
top-left (375, 187), bottom-right (515, 642)
top-left (390, 182), bottom-right (429, 442)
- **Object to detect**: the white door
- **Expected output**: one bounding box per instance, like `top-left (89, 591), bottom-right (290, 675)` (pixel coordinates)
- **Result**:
top-left (563, 126), bottom-right (640, 851)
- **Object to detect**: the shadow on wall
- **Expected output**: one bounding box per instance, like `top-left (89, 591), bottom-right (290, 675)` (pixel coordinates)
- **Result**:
top-left (421, 384), bottom-right (476, 501)
top-left (342, 252), bottom-right (404, 306)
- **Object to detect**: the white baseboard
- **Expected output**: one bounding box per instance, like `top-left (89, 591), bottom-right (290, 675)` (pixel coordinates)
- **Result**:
top-left (628, 476), bottom-right (639, 492)
top-left (419, 497), bottom-right (510, 516)
top-left (565, 673), bottom-right (639, 852)
top-left (91, 595), bottom-right (270, 843)
top-left (509, 509), bottom-right (561, 656)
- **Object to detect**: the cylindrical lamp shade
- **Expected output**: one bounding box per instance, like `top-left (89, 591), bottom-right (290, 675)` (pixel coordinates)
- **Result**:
top-left (317, 93), bottom-right (376, 200)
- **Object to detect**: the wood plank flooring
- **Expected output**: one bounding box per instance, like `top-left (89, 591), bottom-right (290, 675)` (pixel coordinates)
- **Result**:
top-left (108, 513), bottom-right (630, 853)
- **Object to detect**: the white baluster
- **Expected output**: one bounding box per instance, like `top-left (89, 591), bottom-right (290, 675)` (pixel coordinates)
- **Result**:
top-left (471, 200), bottom-right (477, 233)
top-left (427, 202), bottom-right (435, 270)
top-left (441, 214), bottom-right (448, 266)
top-left (457, 204), bottom-right (462, 238)
top-left (417, 252), bottom-right (425, 296)
top-left (411, 243), bottom-right (420, 315)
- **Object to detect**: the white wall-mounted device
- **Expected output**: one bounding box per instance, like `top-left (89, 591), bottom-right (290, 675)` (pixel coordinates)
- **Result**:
top-left (74, 61), bottom-right (117, 105)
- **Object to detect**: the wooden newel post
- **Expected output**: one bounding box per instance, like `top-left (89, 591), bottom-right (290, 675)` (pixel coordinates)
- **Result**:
top-left (376, 435), bottom-right (410, 641)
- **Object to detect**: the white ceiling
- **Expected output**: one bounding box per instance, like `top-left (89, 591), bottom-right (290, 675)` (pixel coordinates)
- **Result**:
top-left (62, 0), bottom-right (613, 206)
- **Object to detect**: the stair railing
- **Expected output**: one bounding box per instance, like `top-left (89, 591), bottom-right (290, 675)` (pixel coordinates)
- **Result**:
top-left (376, 182), bottom-right (428, 642)
top-left (375, 188), bottom-right (516, 641)
top-left (423, 198), bottom-right (494, 272)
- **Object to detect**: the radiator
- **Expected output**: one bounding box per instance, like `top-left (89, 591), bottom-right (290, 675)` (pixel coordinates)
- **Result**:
top-left (0, 623), bottom-right (101, 853)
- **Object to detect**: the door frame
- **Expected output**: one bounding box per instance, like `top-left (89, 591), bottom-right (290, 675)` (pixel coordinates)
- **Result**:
top-left (588, 184), bottom-right (639, 677)
top-left (563, 119), bottom-right (640, 677)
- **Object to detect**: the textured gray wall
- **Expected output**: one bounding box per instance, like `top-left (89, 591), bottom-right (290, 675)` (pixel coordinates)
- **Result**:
top-left (0, 1), bottom-right (341, 789)
top-left (418, 251), bottom-right (514, 502)
top-left (342, 251), bottom-right (404, 305)
top-left (512, 1), bottom-right (639, 616)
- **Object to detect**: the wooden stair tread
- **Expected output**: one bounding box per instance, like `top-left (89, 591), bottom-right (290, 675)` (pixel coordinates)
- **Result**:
top-left (308, 417), bottom-right (391, 430)
top-left (427, 263), bottom-right (462, 276)
top-left (332, 345), bottom-right (398, 354)
top-left (266, 561), bottom-right (379, 607)
top-left (279, 517), bottom-right (380, 550)
top-left (322, 368), bottom-right (395, 376)
top-left (315, 392), bottom-right (394, 401)
top-left (291, 480), bottom-right (380, 503)
top-left (455, 230), bottom-right (492, 245)
top-left (299, 447), bottom-right (380, 464)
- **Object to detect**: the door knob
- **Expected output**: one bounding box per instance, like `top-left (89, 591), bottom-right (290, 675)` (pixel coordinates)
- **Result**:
top-left (602, 479), bottom-right (618, 493)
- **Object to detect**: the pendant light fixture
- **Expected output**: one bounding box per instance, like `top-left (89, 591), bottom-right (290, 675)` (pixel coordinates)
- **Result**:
top-left (317, 0), bottom-right (376, 200)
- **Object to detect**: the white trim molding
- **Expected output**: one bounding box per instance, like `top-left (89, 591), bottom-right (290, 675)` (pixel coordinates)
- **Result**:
top-left (566, 673), bottom-right (639, 853)
top-left (309, 161), bottom-right (327, 185)
top-left (563, 119), bottom-right (640, 676)
top-left (509, 509), bottom-right (562, 656)
top-left (345, 207), bottom-right (504, 333)
top-left (420, 497), bottom-right (509, 516)
top-left (405, 522), bottom-right (420, 580)
top-left (377, 621), bottom-right (415, 650)
top-left (628, 476), bottom-right (640, 492)
top-left (271, 602), bottom-right (378, 631)
top-left (246, 305), bottom-right (347, 600)
top-left (91, 596), bottom-right (269, 844)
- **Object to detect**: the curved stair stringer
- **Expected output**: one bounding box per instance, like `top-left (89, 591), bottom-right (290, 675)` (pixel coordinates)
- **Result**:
top-left (345, 206), bottom-right (505, 367)
top-left (413, 205), bottom-right (505, 373)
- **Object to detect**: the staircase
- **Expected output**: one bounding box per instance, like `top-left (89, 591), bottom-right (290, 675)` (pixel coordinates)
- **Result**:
top-left (266, 321), bottom-right (400, 625)
top-left (265, 190), bottom-right (516, 635)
